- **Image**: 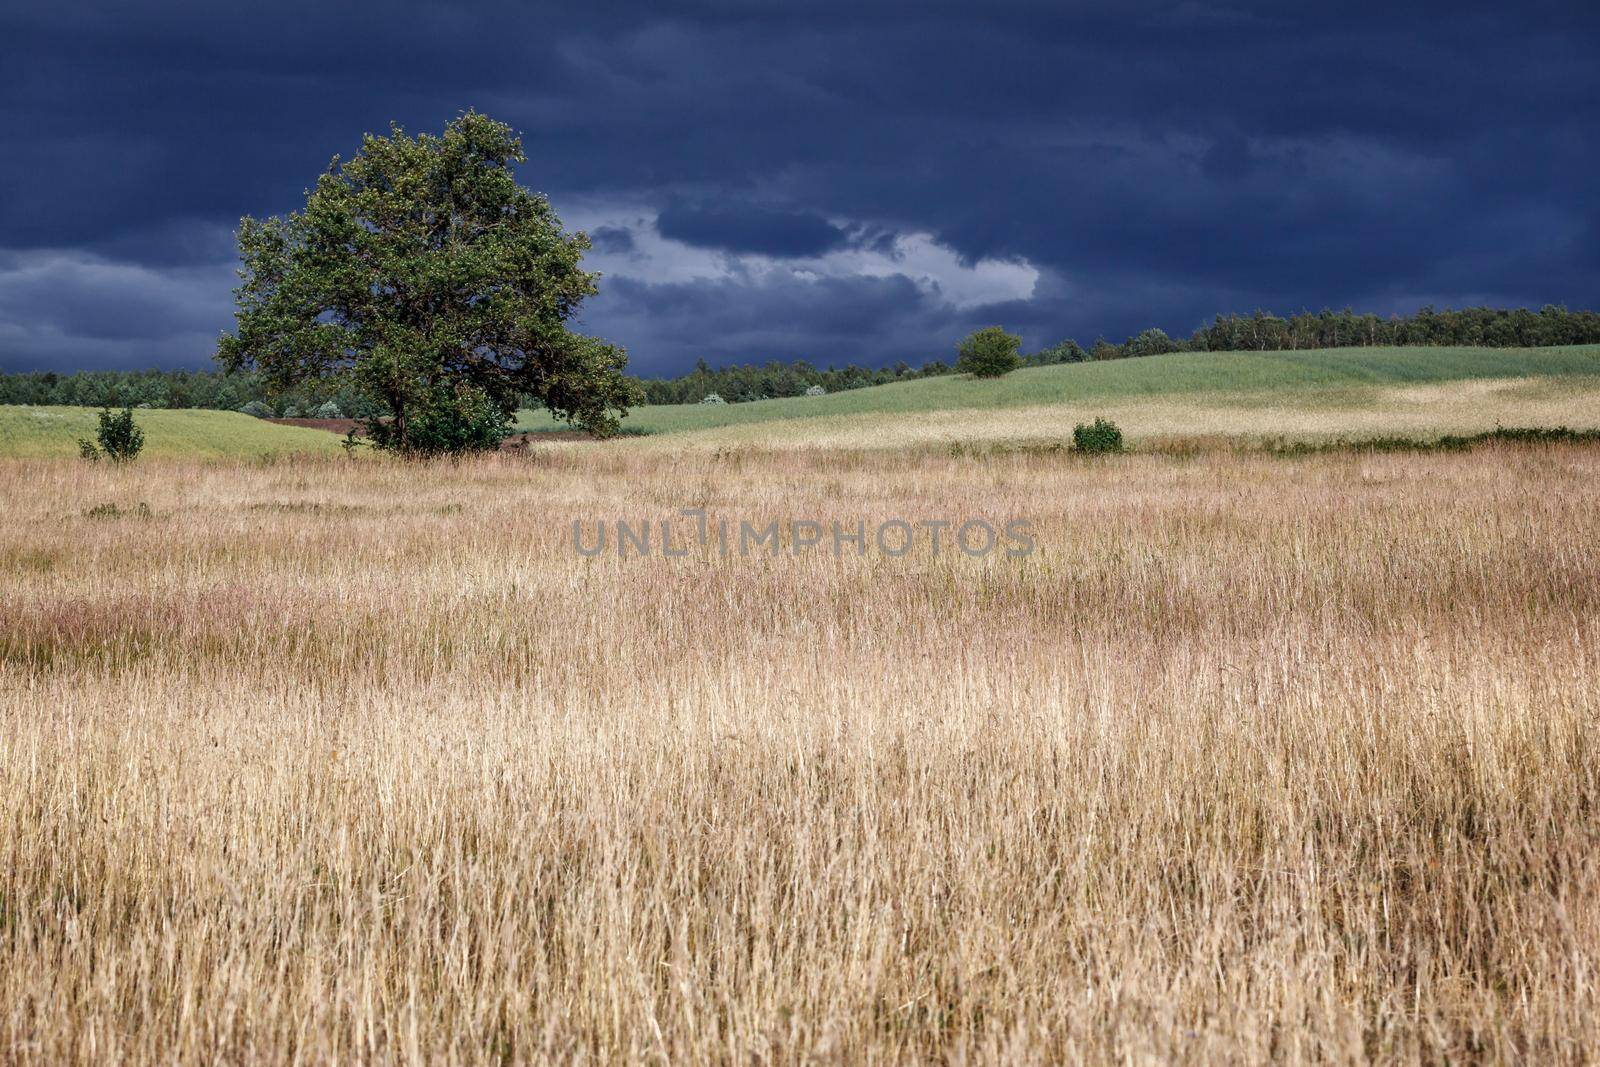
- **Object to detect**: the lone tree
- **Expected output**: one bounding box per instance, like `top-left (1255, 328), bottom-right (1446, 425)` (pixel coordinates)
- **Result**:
top-left (956, 326), bottom-right (1022, 378)
top-left (217, 112), bottom-right (639, 453)
top-left (78, 406), bottom-right (145, 463)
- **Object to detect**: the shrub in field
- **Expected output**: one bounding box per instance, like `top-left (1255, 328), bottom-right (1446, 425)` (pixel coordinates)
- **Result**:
top-left (77, 406), bottom-right (144, 463)
top-left (701, 393), bottom-right (727, 405)
top-left (956, 326), bottom-right (1022, 378)
top-left (281, 406), bottom-right (303, 418)
top-left (804, 384), bottom-right (826, 397)
top-left (1073, 417), bottom-right (1124, 454)
top-left (239, 401), bottom-right (274, 418)
top-left (315, 401), bottom-right (343, 419)
top-left (364, 385), bottom-right (509, 456)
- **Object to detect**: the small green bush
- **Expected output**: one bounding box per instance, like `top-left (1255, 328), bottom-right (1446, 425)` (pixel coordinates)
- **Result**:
top-left (315, 400), bottom-right (344, 419)
top-left (700, 393), bottom-right (727, 405)
top-left (1073, 417), bottom-right (1124, 454)
top-left (78, 406), bottom-right (144, 463)
top-left (239, 401), bottom-right (274, 418)
top-left (804, 384), bottom-right (826, 397)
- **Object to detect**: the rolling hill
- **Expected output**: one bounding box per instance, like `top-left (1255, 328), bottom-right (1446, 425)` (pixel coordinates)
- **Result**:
top-left (6, 345), bottom-right (1599, 458)
top-left (0, 406), bottom-right (346, 459)
top-left (519, 344), bottom-right (1600, 448)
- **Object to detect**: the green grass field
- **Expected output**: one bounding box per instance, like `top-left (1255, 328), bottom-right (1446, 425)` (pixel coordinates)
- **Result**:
top-left (0, 406), bottom-right (345, 459)
top-left (518, 344), bottom-right (1600, 436)
top-left (504, 344), bottom-right (1600, 450)
top-left (6, 345), bottom-right (1600, 458)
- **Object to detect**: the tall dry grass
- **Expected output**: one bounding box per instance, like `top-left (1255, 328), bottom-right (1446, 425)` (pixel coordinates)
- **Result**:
top-left (1, 444), bottom-right (1598, 1064)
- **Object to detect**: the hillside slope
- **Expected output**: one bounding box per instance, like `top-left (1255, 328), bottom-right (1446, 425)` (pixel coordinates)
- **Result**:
top-left (8, 345), bottom-right (1598, 458)
top-left (0, 406), bottom-right (346, 459)
top-left (513, 344), bottom-right (1600, 447)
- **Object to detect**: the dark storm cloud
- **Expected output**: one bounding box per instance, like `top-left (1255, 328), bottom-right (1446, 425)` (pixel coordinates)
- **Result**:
top-left (0, 0), bottom-right (1596, 372)
top-left (588, 226), bottom-right (637, 254)
top-left (591, 273), bottom-right (962, 374)
top-left (656, 202), bottom-right (850, 258)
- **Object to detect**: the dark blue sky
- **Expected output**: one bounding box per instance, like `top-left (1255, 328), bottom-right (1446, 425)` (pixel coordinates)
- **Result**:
top-left (2, 0), bottom-right (1596, 376)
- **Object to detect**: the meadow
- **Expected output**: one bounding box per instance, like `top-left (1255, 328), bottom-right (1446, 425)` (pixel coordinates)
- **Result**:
top-left (6, 345), bottom-right (1600, 460)
top-left (2, 440), bottom-right (1598, 1063)
top-left (0, 405), bottom-right (344, 459)
top-left (521, 343), bottom-right (1600, 445)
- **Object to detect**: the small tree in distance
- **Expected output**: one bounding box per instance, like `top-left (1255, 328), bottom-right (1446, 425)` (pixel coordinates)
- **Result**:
top-left (78, 406), bottom-right (145, 463)
top-left (956, 327), bottom-right (1022, 378)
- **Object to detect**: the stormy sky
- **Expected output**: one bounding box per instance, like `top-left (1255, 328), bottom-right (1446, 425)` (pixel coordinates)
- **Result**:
top-left (1, 0), bottom-right (1596, 376)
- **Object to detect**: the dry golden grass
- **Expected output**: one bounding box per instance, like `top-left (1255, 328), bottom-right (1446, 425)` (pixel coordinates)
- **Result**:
top-left (2, 444), bottom-right (1599, 1064)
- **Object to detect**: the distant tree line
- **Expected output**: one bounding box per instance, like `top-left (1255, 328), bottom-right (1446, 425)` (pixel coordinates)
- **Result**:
top-left (624, 304), bottom-right (1600, 402)
top-left (1025, 305), bottom-right (1600, 366)
top-left (636, 357), bottom-right (956, 405)
top-left (1188, 304), bottom-right (1600, 352)
top-left (4, 304), bottom-right (1598, 410)
top-left (0, 368), bottom-right (383, 417)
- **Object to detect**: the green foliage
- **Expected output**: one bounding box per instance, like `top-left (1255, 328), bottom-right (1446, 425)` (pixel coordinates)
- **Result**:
top-left (238, 401), bottom-right (275, 418)
top-left (1090, 338), bottom-right (1121, 361)
top-left (956, 327), bottom-right (1022, 378)
top-left (700, 393), bottom-right (727, 405)
top-left (315, 400), bottom-right (343, 419)
top-left (363, 384), bottom-right (510, 456)
top-left (1025, 339), bottom-right (1087, 366)
top-left (1125, 328), bottom-right (1178, 358)
top-left (1073, 417), bottom-right (1124, 454)
top-left (216, 111), bottom-right (638, 449)
top-left (1189, 304), bottom-right (1600, 353)
top-left (81, 406), bottom-right (145, 463)
top-left (804, 384), bottom-right (827, 397)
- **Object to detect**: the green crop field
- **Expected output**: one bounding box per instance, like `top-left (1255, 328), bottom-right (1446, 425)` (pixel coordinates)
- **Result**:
top-left (510, 344), bottom-right (1600, 449)
top-left (0, 406), bottom-right (345, 459)
top-left (518, 344), bottom-right (1600, 436)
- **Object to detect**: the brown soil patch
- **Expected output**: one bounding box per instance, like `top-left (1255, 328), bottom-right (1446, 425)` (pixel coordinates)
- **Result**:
top-left (266, 418), bottom-right (366, 435)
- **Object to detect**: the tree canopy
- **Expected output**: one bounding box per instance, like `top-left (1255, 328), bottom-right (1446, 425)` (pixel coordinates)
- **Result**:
top-left (216, 112), bottom-right (638, 450)
top-left (956, 327), bottom-right (1022, 378)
